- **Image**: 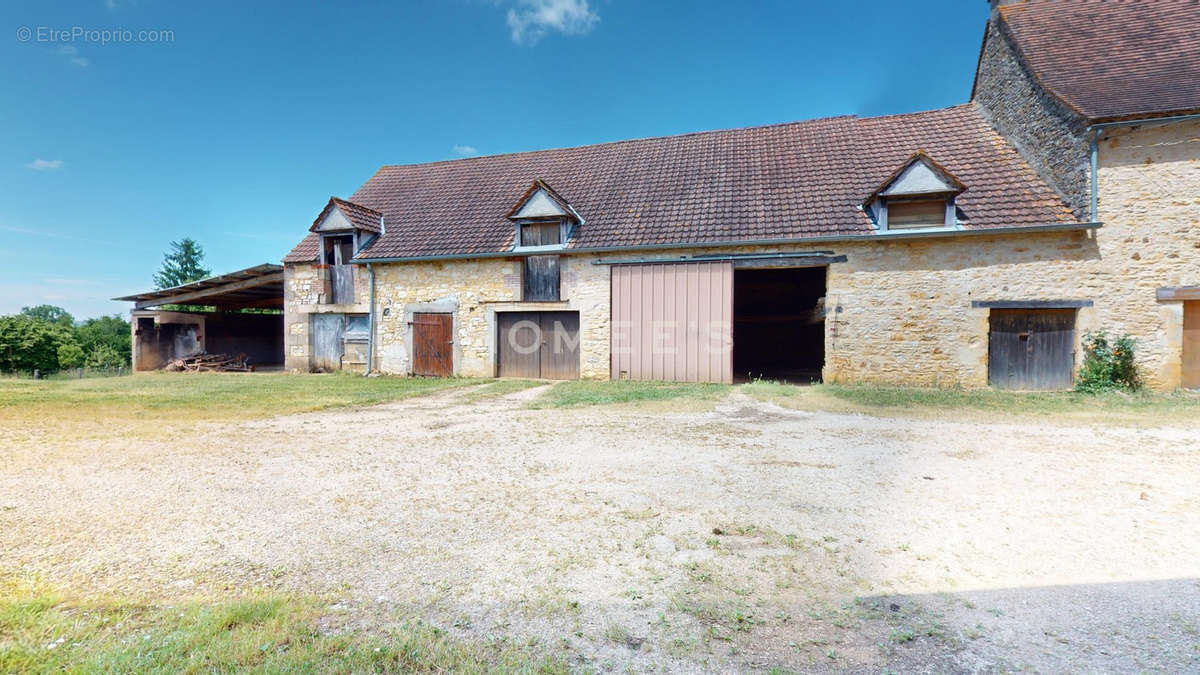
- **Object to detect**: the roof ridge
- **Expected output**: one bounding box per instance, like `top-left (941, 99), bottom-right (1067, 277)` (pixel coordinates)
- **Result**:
top-left (373, 103), bottom-right (978, 172)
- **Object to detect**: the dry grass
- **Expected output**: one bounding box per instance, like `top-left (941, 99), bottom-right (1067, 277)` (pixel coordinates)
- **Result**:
top-left (0, 373), bottom-right (478, 443)
top-left (0, 576), bottom-right (565, 673)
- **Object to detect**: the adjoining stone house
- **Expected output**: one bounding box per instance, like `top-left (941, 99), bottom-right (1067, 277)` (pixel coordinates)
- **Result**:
top-left (284, 0), bottom-right (1200, 390)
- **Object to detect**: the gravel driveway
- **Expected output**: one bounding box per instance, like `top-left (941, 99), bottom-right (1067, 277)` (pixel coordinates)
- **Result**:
top-left (2, 385), bottom-right (1198, 672)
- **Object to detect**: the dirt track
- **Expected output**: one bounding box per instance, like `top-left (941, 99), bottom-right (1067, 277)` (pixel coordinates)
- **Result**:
top-left (3, 386), bottom-right (1198, 672)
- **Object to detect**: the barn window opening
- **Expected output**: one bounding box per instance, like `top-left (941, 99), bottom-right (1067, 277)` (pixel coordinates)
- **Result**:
top-left (733, 267), bottom-right (826, 383)
top-left (322, 235), bottom-right (353, 265)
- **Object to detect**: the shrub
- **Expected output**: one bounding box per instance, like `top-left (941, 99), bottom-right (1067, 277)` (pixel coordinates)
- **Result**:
top-left (1076, 330), bottom-right (1139, 392)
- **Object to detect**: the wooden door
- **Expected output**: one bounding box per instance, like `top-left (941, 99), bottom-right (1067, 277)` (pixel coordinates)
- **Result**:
top-left (497, 312), bottom-right (541, 378)
top-left (610, 262), bottom-right (733, 383)
top-left (988, 309), bottom-right (1076, 390)
top-left (496, 311), bottom-right (580, 379)
top-left (311, 314), bottom-right (346, 372)
top-left (412, 313), bottom-right (453, 377)
top-left (1184, 301), bottom-right (1200, 390)
top-left (539, 312), bottom-right (580, 380)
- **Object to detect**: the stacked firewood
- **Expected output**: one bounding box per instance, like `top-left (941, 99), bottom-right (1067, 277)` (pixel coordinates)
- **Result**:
top-left (164, 352), bottom-right (254, 372)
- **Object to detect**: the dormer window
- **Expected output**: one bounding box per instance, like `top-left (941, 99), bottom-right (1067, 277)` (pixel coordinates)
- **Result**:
top-left (308, 197), bottom-right (384, 304)
top-left (863, 152), bottom-right (966, 232)
top-left (520, 220), bottom-right (564, 247)
top-left (507, 179), bottom-right (580, 252)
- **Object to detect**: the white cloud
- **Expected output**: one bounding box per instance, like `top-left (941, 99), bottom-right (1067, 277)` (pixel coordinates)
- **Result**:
top-left (506, 0), bottom-right (598, 45)
top-left (452, 144), bottom-right (479, 157)
top-left (25, 159), bottom-right (63, 171)
top-left (56, 45), bottom-right (90, 67)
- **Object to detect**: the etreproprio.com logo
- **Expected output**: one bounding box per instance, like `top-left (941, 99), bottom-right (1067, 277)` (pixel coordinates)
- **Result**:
top-left (17, 25), bottom-right (174, 45)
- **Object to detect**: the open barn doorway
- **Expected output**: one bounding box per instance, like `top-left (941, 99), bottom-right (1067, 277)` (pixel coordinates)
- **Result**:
top-left (733, 267), bottom-right (826, 383)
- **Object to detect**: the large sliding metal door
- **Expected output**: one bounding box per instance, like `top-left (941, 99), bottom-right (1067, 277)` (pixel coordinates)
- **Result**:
top-left (610, 262), bottom-right (733, 384)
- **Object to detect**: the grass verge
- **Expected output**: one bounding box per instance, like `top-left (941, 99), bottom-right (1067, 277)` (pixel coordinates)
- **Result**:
top-left (529, 380), bottom-right (730, 409)
top-left (0, 577), bottom-right (565, 674)
top-left (0, 373), bottom-right (479, 427)
top-left (744, 381), bottom-right (1200, 426)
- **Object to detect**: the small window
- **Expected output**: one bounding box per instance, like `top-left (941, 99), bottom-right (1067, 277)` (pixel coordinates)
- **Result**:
top-left (520, 221), bottom-right (562, 247)
top-left (523, 255), bottom-right (561, 301)
top-left (887, 199), bottom-right (947, 230)
top-left (323, 235), bottom-right (354, 265)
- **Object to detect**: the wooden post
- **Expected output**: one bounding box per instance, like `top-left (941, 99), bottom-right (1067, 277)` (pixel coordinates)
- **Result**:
top-left (33, 369), bottom-right (40, 380)
top-left (77, 368), bottom-right (83, 379)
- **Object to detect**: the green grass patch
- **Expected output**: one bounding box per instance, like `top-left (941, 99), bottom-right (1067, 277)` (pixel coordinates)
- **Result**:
top-left (0, 577), bottom-right (566, 674)
top-left (744, 381), bottom-right (1200, 426)
top-left (459, 379), bottom-right (547, 404)
top-left (529, 380), bottom-right (730, 409)
top-left (0, 373), bottom-right (479, 428)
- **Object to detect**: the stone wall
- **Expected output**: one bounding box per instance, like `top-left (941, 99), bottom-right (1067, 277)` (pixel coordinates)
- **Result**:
top-left (294, 255), bottom-right (612, 378)
top-left (1091, 120), bottom-right (1200, 388)
top-left (283, 263), bottom-right (371, 372)
top-left (973, 18), bottom-right (1091, 218)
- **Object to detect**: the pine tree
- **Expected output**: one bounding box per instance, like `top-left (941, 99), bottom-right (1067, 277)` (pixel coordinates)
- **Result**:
top-left (153, 238), bottom-right (212, 289)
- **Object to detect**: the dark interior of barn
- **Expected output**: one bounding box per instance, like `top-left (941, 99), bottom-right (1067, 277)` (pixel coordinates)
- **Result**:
top-left (733, 267), bottom-right (826, 383)
top-left (116, 264), bottom-right (286, 372)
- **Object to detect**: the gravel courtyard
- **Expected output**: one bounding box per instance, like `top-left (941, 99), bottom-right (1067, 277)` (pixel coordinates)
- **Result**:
top-left (3, 383), bottom-right (1199, 672)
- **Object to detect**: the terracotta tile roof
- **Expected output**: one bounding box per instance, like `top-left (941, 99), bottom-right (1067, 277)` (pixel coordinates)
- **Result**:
top-left (311, 197), bottom-right (383, 233)
top-left (284, 103), bottom-right (1075, 263)
top-left (996, 0), bottom-right (1200, 121)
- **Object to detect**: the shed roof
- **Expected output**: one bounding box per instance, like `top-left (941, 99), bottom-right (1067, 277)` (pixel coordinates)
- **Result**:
top-left (284, 102), bottom-right (1077, 263)
top-left (114, 264), bottom-right (284, 310)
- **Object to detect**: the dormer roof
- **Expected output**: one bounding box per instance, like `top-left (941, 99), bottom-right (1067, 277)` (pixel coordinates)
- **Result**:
top-left (862, 151), bottom-right (966, 207)
top-left (310, 197), bottom-right (383, 234)
top-left (505, 179), bottom-right (579, 221)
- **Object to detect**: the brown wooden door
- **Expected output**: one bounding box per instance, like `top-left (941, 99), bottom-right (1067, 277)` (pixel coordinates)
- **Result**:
top-left (1184, 301), bottom-right (1200, 390)
top-left (496, 311), bottom-right (579, 379)
top-left (539, 311), bottom-right (580, 380)
top-left (412, 313), bottom-right (453, 377)
top-left (988, 309), bottom-right (1076, 390)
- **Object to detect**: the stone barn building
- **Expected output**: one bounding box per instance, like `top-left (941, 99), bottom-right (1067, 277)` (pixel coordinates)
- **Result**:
top-left (283, 0), bottom-right (1200, 390)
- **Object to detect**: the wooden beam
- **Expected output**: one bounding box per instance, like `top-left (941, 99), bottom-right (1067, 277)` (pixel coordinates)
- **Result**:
top-left (134, 272), bottom-right (283, 310)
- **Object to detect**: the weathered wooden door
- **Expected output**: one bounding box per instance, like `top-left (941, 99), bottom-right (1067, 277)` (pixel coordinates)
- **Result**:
top-left (988, 309), bottom-right (1076, 390)
top-left (496, 311), bottom-right (580, 379)
top-left (311, 314), bottom-right (346, 372)
top-left (1184, 301), bottom-right (1200, 390)
top-left (412, 312), bottom-right (453, 377)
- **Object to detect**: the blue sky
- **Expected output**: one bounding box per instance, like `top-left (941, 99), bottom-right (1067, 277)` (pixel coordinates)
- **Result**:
top-left (2, 0), bottom-right (989, 319)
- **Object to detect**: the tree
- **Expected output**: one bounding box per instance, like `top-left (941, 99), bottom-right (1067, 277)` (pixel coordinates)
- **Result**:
top-left (153, 238), bottom-right (212, 289)
top-left (21, 304), bottom-right (74, 327)
top-left (0, 315), bottom-right (75, 373)
top-left (77, 315), bottom-right (131, 366)
top-left (57, 342), bottom-right (85, 369)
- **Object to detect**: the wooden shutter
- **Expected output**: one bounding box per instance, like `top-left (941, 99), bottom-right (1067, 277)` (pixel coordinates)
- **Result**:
top-left (523, 256), bottom-right (561, 301)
